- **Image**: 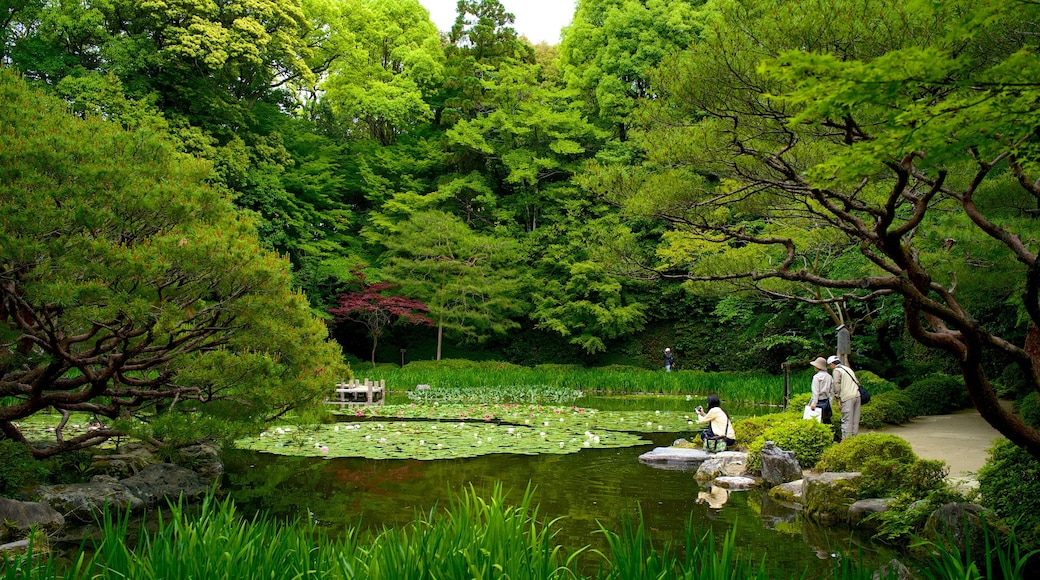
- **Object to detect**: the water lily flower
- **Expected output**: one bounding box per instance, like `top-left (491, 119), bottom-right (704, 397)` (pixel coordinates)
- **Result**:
top-left (334, 426), bottom-right (340, 432)
top-left (558, 442), bottom-right (565, 448)
top-left (507, 427), bottom-right (515, 434)
top-left (540, 432), bottom-right (546, 437)
top-left (379, 438), bottom-right (387, 444)
top-left (419, 440), bottom-right (425, 445)
top-left (584, 441), bottom-right (591, 447)
top-left (655, 410), bottom-right (660, 415)
top-left (320, 446), bottom-right (329, 453)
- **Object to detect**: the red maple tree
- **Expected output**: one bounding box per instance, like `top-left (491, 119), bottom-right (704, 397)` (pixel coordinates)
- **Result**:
top-left (330, 270), bottom-right (433, 366)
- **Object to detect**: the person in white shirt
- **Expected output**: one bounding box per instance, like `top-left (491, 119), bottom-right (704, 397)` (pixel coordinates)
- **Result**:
top-left (828, 355), bottom-right (861, 440)
top-left (809, 356), bottom-right (833, 425)
top-left (695, 394), bottom-right (736, 445)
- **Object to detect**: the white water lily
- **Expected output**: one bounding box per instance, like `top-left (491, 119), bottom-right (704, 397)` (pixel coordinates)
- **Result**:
top-left (584, 441), bottom-right (590, 447)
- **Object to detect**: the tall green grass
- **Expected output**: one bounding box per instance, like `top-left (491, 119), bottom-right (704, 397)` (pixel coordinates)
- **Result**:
top-left (359, 362), bottom-right (792, 405)
top-left (16, 486), bottom-right (1033, 579)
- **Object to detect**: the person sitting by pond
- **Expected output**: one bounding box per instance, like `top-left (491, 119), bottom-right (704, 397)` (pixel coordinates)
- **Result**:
top-left (695, 394), bottom-right (735, 446)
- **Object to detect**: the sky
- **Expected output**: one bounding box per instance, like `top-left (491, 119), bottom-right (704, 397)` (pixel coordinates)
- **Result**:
top-left (419, 0), bottom-right (577, 46)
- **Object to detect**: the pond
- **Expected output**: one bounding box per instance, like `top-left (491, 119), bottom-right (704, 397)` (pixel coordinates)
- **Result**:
top-left (222, 397), bottom-right (895, 577)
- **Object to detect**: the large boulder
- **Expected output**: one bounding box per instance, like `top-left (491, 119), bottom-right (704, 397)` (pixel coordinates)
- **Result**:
top-left (35, 480), bottom-right (145, 523)
top-left (174, 443), bottom-right (224, 484)
top-left (713, 476), bottom-right (757, 490)
top-left (760, 441), bottom-right (802, 486)
top-left (638, 446), bottom-right (709, 470)
top-left (918, 502), bottom-right (1010, 567)
top-left (803, 472), bottom-right (862, 523)
top-left (89, 442), bottom-right (160, 479)
top-left (694, 451), bottom-right (748, 481)
top-left (0, 498), bottom-right (65, 541)
top-left (120, 463), bottom-right (209, 507)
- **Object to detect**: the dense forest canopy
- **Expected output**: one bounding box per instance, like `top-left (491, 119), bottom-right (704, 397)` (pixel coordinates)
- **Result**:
top-left (4, 0), bottom-right (1040, 458)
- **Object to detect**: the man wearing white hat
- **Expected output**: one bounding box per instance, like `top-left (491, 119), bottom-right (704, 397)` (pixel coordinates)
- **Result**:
top-left (663, 348), bottom-right (674, 372)
top-left (828, 355), bottom-right (860, 440)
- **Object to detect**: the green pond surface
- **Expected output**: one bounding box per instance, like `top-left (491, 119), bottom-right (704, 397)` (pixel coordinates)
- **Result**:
top-left (222, 398), bottom-right (895, 577)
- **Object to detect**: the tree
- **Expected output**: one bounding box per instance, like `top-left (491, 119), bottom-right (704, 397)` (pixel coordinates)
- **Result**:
top-left (366, 203), bottom-right (524, 360)
top-left (559, 0), bottom-right (703, 141)
top-left (0, 70), bottom-right (348, 458)
top-left (329, 269), bottom-right (433, 365)
top-left (588, 0), bottom-right (1040, 458)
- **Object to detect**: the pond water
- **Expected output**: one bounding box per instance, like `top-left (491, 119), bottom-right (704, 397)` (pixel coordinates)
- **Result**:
top-left (222, 397), bottom-right (896, 577)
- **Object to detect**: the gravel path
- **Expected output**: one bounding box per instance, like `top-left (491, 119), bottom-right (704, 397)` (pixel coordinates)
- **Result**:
top-left (871, 404), bottom-right (1010, 482)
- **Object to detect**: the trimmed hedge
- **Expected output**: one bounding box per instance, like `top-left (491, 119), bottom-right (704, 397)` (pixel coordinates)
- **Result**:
top-left (902, 373), bottom-right (971, 415)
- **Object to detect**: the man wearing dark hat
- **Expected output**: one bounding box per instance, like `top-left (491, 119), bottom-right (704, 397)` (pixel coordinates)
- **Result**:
top-left (828, 355), bottom-right (860, 440)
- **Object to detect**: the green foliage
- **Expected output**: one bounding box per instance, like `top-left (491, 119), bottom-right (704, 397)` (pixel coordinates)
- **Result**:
top-left (979, 439), bottom-right (1040, 547)
top-left (735, 412), bottom-right (801, 451)
top-left (859, 390), bottom-right (916, 429)
top-left (1018, 392), bottom-right (1040, 430)
top-left (904, 374), bottom-right (972, 416)
top-left (816, 433), bottom-right (916, 473)
top-left (814, 433), bottom-right (947, 498)
top-left (6, 486), bottom-right (905, 580)
top-left (0, 70), bottom-right (349, 457)
top-left (746, 418), bottom-right (835, 472)
top-left (856, 371), bottom-right (897, 396)
top-left (0, 440), bottom-right (48, 496)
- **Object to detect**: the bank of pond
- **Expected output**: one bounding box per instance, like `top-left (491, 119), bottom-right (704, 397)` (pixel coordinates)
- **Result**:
top-left (4, 383), bottom-right (1038, 579)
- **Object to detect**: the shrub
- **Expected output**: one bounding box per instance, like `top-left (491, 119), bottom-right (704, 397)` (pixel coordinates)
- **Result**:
top-left (857, 370), bottom-right (897, 396)
top-left (1018, 392), bottom-right (1040, 429)
top-left (859, 390), bottom-right (916, 429)
top-left (0, 440), bottom-right (48, 497)
top-left (903, 373), bottom-right (971, 415)
top-left (816, 433), bottom-right (916, 472)
top-left (815, 433), bottom-right (942, 498)
top-left (978, 438), bottom-right (1040, 547)
top-left (746, 419), bottom-right (835, 472)
top-left (734, 411), bottom-right (800, 450)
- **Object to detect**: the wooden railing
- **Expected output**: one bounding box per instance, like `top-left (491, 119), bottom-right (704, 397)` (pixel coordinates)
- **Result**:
top-left (326, 379), bottom-right (385, 408)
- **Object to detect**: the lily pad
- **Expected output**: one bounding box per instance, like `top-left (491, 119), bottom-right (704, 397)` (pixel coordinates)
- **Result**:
top-left (237, 420), bottom-right (648, 460)
top-left (335, 404), bottom-right (698, 433)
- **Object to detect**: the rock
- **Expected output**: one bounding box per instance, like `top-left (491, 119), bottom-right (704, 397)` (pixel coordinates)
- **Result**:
top-left (760, 441), bottom-right (802, 486)
top-left (768, 479), bottom-right (804, 504)
top-left (873, 558), bottom-right (913, 580)
top-left (0, 540), bottom-right (29, 557)
top-left (638, 446), bottom-right (710, 470)
top-left (713, 476), bottom-right (757, 490)
top-left (803, 472), bottom-right (862, 523)
top-left (672, 438), bottom-right (692, 446)
top-left (919, 502), bottom-right (1009, 566)
top-left (694, 452), bottom-right (748, 481)
top-left (0, 498), bottom-right (65, 541)
top-left (89, 443), bottom-right (160, 479)
top-left (849, 498), bottom-right (894, 527)
top-left (120, 463), bottom-right (209, 507)
top-left (36, 481), bottom-right (145, 523)
top-left (174, 443), bottom-right (224, 484)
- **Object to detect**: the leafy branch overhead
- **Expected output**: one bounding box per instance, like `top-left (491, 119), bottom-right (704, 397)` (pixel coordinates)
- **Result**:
top-left (588, 0), bottom-right (1040, 459)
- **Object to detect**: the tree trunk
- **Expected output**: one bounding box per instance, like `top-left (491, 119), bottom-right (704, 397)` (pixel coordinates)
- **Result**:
top-left (436, 320), bottom-right (443, 361)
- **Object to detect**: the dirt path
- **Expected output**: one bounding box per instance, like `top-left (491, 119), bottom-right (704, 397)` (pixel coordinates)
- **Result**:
top-left (870, 404), bottom-right (1009, 482)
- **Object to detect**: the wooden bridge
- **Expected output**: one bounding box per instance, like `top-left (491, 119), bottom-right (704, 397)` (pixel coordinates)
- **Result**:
top-left (326, 379), bottom-right (385, 408)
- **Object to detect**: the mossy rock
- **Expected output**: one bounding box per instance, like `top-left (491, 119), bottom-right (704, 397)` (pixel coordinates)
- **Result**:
top-left (803, 472), bottom-right (862, 523)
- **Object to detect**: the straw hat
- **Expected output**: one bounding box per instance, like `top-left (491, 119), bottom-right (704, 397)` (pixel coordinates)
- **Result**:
top-left (810, 357), bottom-right (828, 371)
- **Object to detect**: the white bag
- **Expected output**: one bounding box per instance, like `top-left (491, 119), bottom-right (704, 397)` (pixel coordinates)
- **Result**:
top-left (803, 404), bottom-right (822, 422)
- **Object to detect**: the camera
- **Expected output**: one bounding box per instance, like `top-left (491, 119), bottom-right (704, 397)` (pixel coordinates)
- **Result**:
top-left (696, 406), bottom-right (704, 413)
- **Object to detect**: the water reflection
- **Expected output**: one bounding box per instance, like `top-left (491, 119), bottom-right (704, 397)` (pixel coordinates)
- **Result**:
top-left (697, 485), bottom-right (730, 509)
top-left (222, 430), bottom-right (893, 577)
